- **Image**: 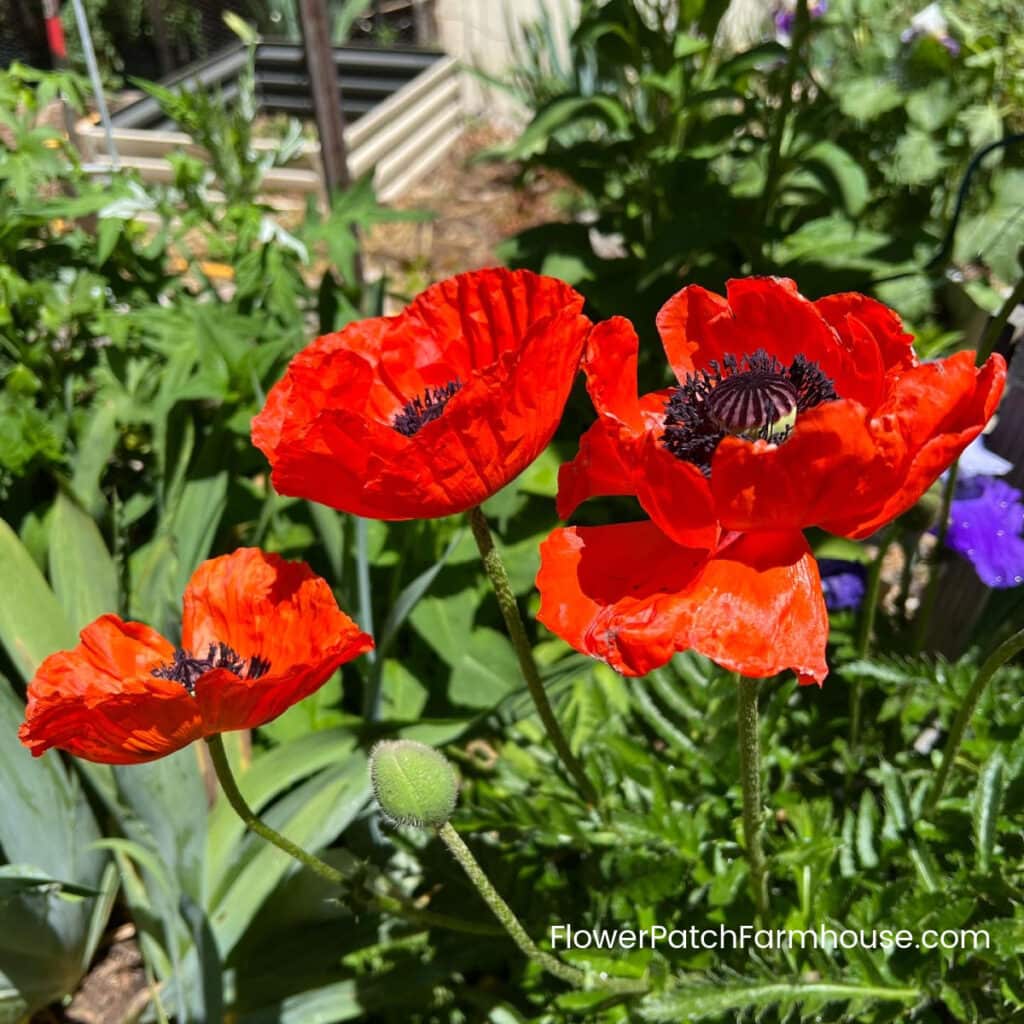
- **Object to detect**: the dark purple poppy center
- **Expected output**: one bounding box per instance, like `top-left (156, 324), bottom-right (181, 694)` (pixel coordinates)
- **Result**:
top-left (662, 349), bottom-right (836, 476)
top-left (152, 642), bottom-right (271, 696)
top-left (393, 380), bottom-right (462, 437)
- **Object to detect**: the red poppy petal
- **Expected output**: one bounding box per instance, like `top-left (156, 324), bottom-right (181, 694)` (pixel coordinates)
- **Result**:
top-left (182, 549), bottom-right (373, 684)
top-left (656, 281), bottom-right (734, 380)
top-left (634, 434), bottom-right (720, 551)
top-left (253, 269), bottom-right (590, 520)
top-left (537, 522), bottom-right (828, 684)
top-left (814, 292), bottom-right (917, 373)
top-left (557, 418), bottom-right (639, 520)
top-left (19, 616), bottom-right (199, 764)
top-left (19, 690), bottom-right (202, 764)
top-left (192, 657), bottom-right (351, 736)
top-left (581, 316), bottom-right (644, 428)
top-left (712, 352), bottom-right (1007, 537)
top-left (407, 266), bottom-right (586, 371)
top-left (820, 351), bottom-right (1007, 538)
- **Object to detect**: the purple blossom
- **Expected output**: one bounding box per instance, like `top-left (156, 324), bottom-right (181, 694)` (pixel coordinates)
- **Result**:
top-left (774, 0), bottom-right (827, 39)
top-left (818, 558), bottom-right (867, 611)
top-left (947, 476), bottom-right (1024, 588)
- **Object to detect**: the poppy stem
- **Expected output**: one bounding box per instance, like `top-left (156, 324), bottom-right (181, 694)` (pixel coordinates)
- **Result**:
top-left (437, 821), bottom-right (647, 994)
top-left (735, 675), bottom-right (769, 919)
top-left (206, 734), bottom-right (349, 886)
top-left (206, 735), bottom-right (507, 937)
top-left (976, 273), bottom-right (1024, 366)
top-left (926, 627), bottom-right (1024, 815)
top-left (467, 505), bottom-right (600, 808)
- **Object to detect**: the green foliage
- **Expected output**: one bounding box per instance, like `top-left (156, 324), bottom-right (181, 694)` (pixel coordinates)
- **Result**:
top-left (492, 0), bottom-right (1024, 361)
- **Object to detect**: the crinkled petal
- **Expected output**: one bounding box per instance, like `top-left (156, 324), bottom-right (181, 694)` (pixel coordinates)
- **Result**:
top-left (656, 278), bottom-right (891, 410)
top-left (19, 616), bottom-right (200, 764)
top-left (814, 291), bottom-right (917, 374)
top-left (537, 522), bottom-right (828, 684)
top-left (253, 268), bottom-right (590, 520)
top-left (711, 352), bottom-right (1006, 538)
top-left (182, 549), bottom-right (373, 725)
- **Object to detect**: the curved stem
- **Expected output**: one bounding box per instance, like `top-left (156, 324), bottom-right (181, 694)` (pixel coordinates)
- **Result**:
top-left (206, 735), bottom-right (499, 937)
top-left (976, 274), bottom-right (1024, 366)
top-left (468, 506), bottom-right (599, 807)
top-left (207, 734), bottom-right (347, 885)
top-left (914, 467), bottom-right (958, 656)
top-left (852, 523), bottom-right (899, 746)
top-left (438, 822), bottom-right (647, 995)
top-left (926, 627), bottom-right (1024, 814)
top-left (736, 676), bottom-right (769, 920)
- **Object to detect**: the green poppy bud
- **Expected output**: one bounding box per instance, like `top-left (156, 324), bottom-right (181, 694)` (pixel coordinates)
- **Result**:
top-left (369, 740), bottom-right (459, 829)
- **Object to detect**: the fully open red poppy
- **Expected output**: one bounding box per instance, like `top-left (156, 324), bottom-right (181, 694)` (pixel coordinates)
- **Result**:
top-left (252, 268), bottom-right (592, 520)
top-left (19, 548), bottom-right (373, 765)
top-left (539, 277), bottom-right (1006, 684)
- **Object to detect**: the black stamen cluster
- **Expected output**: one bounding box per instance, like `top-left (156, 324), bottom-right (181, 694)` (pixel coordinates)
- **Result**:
top-left (661, 349), bottom-right (837, 476)
top-left (393, 380), bottom-right (462, 437)
top-left (152, 642), bottom-right (271, 695)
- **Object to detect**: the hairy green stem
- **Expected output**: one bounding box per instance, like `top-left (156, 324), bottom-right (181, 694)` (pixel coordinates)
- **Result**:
top-left (207, 734), bottom-right (348, 885)
top-left (852, 523), bottom-right (899, 746)
top-left (438, 822), bottom-right (647, 994)
top-left (926, 627), bottom-right (1024, 813)
top-left (468, 505), bottom-right (599, 806)
top-left (736, 676), bottom-right (769, 919)
top-left (206, 735), bottom-right (498, 936)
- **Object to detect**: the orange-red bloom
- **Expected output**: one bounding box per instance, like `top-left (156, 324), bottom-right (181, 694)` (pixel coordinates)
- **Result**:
top-left (251, 268), bottom-right (592, 520)
top-left (538, 277), bottom-right (1006, 685)
top-left (19, 548), bottom-right (373, 764)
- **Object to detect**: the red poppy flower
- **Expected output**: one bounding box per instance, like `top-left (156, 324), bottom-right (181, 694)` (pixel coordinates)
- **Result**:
top-left (539, 277), bottom-right (1006, 685)
top-left (251, 268), bottom-right (592, 520)
top-left (19, 548), bottom-right (373, 765)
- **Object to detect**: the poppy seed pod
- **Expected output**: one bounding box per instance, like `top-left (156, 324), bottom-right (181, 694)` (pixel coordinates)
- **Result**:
top-left (370, 740), bottom-right (459, 829)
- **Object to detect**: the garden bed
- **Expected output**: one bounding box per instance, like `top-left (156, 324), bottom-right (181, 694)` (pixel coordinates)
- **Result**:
top-left (76, 39), bottom-right (463, 201)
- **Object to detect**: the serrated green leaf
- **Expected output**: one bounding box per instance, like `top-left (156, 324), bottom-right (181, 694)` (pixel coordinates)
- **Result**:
top-left (973, 752), bottom-right (1005, 873)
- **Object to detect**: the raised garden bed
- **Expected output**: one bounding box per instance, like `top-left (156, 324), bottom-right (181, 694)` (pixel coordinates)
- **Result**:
top-left (77, 39), bottom-right (463, 202)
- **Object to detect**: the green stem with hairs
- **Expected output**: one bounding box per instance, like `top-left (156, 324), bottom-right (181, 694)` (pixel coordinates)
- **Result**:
top-left (468, 506), bottom-right (599, 807)
top-left (926, 627), bottom-right (1024, 814)
top-left (438, 822), bottom-right (647, 994)
top-left (206, 735), bottom-right (500, 937)
top-left (736, 676), bottom-right (769, 919)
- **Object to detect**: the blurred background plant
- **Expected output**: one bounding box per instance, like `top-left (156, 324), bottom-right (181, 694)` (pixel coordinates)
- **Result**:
top-left (1, 0), bottom-right (1024, 1020)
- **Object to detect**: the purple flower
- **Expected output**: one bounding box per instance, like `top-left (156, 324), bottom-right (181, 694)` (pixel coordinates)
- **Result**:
top-left (819, 558), bottom-right (867, 611)
top-left (774, 0), bottom-right (827, 39)
top-left (947, 476), bottom-right (1024, 588)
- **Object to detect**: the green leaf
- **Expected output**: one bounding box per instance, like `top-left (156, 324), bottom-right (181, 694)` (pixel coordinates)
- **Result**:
top-left (0, 517), bottom-right (75, 681)
top-left (888, 130), bottom-right (945, 186)
top-left (973, 752), bottom-right (1005, 873)
top-left (837, 77), bottom-right (904, 122)
top-left (0, 676), bottom-right (107, 1014)
top-left (856, 790), bottom-right (880, 868)
top-left (48, 491), bottom-right (119, 631)
top-left (449, 628), bottom-right (520, 709)
top-left (506, 95), bottom-right (631, 159)
top-left (801, 141), bottom-right (869, 216)
top-left (640, 978), bottom-right (920, 1020)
